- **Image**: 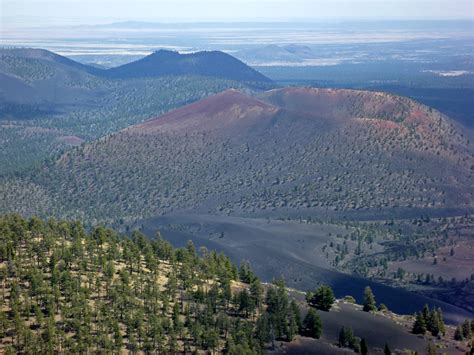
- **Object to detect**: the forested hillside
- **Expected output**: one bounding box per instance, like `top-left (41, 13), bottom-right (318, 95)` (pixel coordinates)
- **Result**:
top-left (3, 88), bottom-right (471, 224)
top-left (0, 214), bottom-right (301, 353)
top-left (1, 215), bottom-right (471, 354)
top-left (105, 50), bottom-right (273, 83)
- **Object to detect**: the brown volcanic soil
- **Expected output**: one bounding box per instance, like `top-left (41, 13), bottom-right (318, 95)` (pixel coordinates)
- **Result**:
top-left (134, 87), bottom-right (427, 135)
top-left (132, 89), bottom-right (279, 134)
top-left (389, 239), bottom-right (474, 281)
top-left (259, 87), bottom-right (410, 123)
top-left (54, 135), bottom-right (85, 145)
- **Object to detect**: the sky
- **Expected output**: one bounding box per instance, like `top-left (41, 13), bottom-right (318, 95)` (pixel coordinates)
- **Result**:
top-left (2, 0), bottom-right (474, 26)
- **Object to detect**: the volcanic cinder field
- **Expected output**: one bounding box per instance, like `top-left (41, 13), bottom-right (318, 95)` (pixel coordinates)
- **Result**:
top-left (137, 213), bottom-right (474, 324)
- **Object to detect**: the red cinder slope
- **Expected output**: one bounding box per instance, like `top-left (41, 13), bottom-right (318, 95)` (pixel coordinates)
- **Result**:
top-left (131, 89), bottom-right (280, 135)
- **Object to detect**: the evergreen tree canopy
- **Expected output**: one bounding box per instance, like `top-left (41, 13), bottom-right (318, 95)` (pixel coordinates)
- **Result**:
top-left (302, 308), bottom-right (322, 339)
top-left (0, 214), bottom-right (304, 354)
top-left (363, 286), bottom-right (377, 312)
top-left (306, 285), bottom-right (335, 311)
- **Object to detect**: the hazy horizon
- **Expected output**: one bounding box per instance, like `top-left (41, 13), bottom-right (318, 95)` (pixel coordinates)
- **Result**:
top-left (2, 0), bottom-right (473, 27)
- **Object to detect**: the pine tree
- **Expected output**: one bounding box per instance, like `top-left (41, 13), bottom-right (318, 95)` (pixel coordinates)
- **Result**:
top-left (220, 278), bottom-right (232, 309)
top-left (428, 309), bottom-right (440, 336)
top-left (462, 319), bottom-right (472, 339)
top-left (339, 327), bottom-right (347, 347)
top-left (249, 278), bottom-right (264, 310)
top-left (436, 308), bottom-right (445, 336)
top-left (307, 285), bottom-right (335, 311)
top-left (384, 343), bottom-right (391, 355)
top-left (303, 308), bottom-right (322, 339)
top-left (454, 326), bottom-right (464, 341)
top-left (255, 313), bottom-right (271, 347)
top-left (363, 286), bottom-right (377, 312)
top-left (290, 300), bottom-right (302, 332)
top-left (265, 279), bottom-right (291, 340)
top-left (338, 326), bottom-right (355, 348)
top-left (239, 261), bottom-right (256, 283)
top-left (287, 311), bottom-right (298, 341)
top-left (412, 312), bottom-right (427, 334)
top-left (238, 289), bottom-right (253, 317)
top-left (112, 320), bottom-right (123, 350)
top-left (422, 304), bottom-right (430, 323)
top-left (185, 240), bottom-right (197, 261)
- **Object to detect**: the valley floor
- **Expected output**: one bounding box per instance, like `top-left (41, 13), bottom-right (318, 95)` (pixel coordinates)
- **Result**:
top-left (136, 213), bottom-right (474, 325)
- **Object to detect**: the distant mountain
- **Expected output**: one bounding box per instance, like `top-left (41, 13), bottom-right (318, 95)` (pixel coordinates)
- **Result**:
top-left (5, 87), bottom-right (472, 223)
top-left (105, 49), bottom-right (273, 83)
top-left (0, 47), bottom-right (103, 77)
top-left (235, 44), bottom-right (315, 65)
top-left (0, 48), bottom-right (271, 113)
top-left (0, 48), bottom-right (102, 105)
top-left (0, 48), bottom-right (264, 175)
top-left (284, 44), bottom-right (314, 56)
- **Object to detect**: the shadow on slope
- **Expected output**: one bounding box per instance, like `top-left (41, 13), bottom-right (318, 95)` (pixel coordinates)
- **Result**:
top-left (136, 213), bottom-right (473, 325)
